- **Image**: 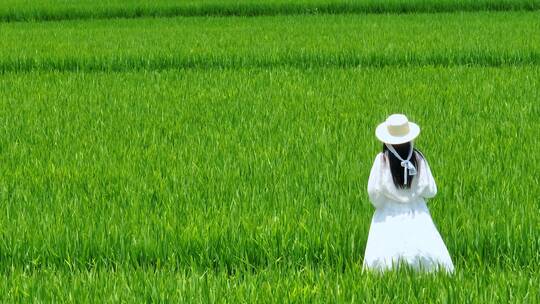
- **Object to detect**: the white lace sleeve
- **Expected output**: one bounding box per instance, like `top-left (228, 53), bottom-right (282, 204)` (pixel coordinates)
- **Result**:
top-left (367, 153), bottom-right (386, 208)
top-left (419, 156), bottom-right (437, 199)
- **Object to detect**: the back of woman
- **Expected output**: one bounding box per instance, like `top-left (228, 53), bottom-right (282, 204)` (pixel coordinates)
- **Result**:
top-left (363, 114), bottom-right (454, 273)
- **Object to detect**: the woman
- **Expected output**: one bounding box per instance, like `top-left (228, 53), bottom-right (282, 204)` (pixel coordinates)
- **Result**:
top-left (363, 114), bottom-right (454, 273)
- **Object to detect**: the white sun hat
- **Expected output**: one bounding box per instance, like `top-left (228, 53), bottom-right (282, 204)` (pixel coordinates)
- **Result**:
top-left (375, 114), bottom-right (420, 145)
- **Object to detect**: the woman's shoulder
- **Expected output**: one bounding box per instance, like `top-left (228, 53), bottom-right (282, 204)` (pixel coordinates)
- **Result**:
top-left (414, 150), bottom-right (430, 167)
top-left (373, 152), bottom-right (387, 163)
top-left (414, 149), bottom-right (426, 159)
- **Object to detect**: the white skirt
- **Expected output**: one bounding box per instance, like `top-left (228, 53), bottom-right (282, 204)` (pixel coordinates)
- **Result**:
top-left (363, 200), bottom-right (454, 273)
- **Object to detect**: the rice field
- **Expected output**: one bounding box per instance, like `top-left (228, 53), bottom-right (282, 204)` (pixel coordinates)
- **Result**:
top-left (0, 1), bottom-right (539, 302)
top-left (1, 0), bottom-right (539, 21)
top-left (1, 11), bottom-right (540, 71)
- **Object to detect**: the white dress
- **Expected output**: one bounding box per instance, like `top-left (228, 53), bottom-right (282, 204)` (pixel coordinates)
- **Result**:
top-left (363, 152), bottom-right (454, 273)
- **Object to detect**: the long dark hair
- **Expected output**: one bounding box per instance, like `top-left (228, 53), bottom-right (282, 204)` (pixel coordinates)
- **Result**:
top-left (383, 142), bottom-right (423, 189)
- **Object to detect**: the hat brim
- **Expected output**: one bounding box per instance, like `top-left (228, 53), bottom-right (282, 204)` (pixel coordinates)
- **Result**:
top-left (375, 122), bottom-right (420, 145)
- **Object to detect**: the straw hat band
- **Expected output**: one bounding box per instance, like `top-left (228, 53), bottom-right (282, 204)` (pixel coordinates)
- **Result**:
top-left (387, 123), bottom-right (410, 136)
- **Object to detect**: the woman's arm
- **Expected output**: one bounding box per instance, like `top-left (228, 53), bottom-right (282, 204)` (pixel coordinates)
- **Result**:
top-left (367, 153), bottom-right (386, 208)
top-left (420, 156), bottom-right (438, 199)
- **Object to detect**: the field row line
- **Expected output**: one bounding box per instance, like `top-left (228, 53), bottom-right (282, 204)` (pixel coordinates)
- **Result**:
top-left (2, 1), bottom-right (540, 23)
top-left (2, 53), bottom-right (540, 73)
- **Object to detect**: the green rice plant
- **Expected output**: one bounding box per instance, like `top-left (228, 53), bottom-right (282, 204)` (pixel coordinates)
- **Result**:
top-left (0, 12), bottom-right (539, 72)
top-left (1, 0), bottom-right (539, 22)
top-left (0, 67), bottom-right (538, 277)
top-left (0, 265), bottom-right (538, 302)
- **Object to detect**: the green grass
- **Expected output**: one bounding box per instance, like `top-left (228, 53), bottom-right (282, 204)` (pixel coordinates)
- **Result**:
top-left (1, 67), bottom-right (539, 301)
top-left (1, 0), bottom-right (539, 22)
top-left (1, 12), bottom-right (539, 72)
top-left (1, 266), bottom-right (538, 302)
